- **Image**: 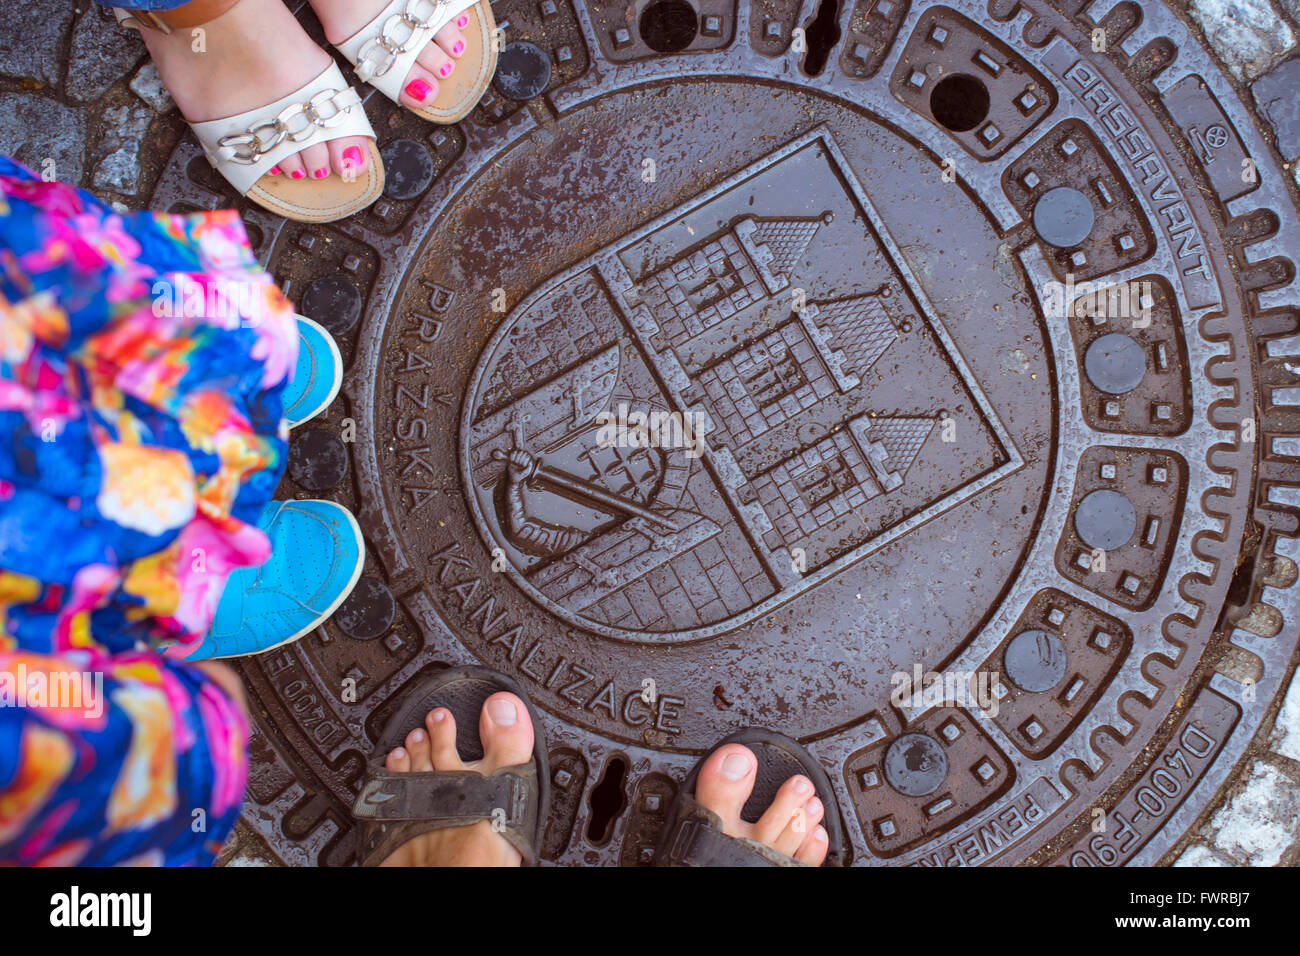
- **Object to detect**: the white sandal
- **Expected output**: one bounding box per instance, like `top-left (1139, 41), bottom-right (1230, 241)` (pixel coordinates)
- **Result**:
top-left (115, 4), bottom-right (385, 223)
top-left (334, 0), bottom-right (498, 125)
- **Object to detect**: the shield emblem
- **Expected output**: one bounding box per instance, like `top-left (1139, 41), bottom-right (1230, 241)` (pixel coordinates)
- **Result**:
top-left (461, 129), bottom-right (1022, 640)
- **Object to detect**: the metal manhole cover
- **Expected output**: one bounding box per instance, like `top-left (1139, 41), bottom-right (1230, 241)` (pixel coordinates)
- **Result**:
top-left (146, 0), bottom-right (1300, 866)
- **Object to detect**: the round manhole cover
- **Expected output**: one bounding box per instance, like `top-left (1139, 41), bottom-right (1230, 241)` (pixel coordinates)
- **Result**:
top-left (148, 0), bottom-right (1300, 866)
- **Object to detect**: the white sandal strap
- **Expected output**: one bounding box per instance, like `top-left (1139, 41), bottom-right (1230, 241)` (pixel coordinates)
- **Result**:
top-left (189, 62), bottom-right (376, 196)
top-left (335, 0), bottom-right (482, 105)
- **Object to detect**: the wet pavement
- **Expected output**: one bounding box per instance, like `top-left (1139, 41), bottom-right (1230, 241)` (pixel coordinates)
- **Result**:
top-left (5, 0), bottom-right (1300, 867)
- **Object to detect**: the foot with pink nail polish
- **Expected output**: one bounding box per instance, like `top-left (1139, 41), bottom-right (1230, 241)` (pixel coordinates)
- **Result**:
top-left (133, 0), bottom-right (372, 183)
top-left (374, 692), bottom-right (533, 866)
top-left (309, 0), bottom-right (474, 113)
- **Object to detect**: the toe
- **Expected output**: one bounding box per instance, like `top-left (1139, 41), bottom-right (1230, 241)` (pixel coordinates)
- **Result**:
top-left (426, 707), bottom-right (464, 771)
top-left (278, 151), bottom-right (307, 181)
top-left (328, 137), bottom-right (370, 183)
top-left (385, 745), bottom-right (410, 772)
top-left (794, 826), bottom-right (829, 866)
top-left (752, 773), bottom-right (816, 846)
top-left (693, 744), bottom-right (757, 837)
top-left (478, 692), bottom-right (534, 772)
top-left (300, 141), bottom-right (331, 180)
top-left (433, 21), bottom-right (467, 59)
top-left (404, 726), bottom-right (433, 771)
top-left (416, 39), bottom-right (456, 83)
top-left (399, 62), bottom-right (441, 111)
top-left (771, 796), bottom-right (823, 858)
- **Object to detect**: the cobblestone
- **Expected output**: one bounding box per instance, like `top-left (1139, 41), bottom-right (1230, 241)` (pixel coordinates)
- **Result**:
top-left (1253, 58), bottom-right (1300, 158)
top-left (129, 63), bottom-right (174, 113)
top-left (1272, 667), bottom-right (1300, 763)
top-left (1173, 844), bottom-right (1235, 866)
top-left (0, 91), bottom-right (88, 183)
top-left (91, 103), bottom-right (151, 195)
top-left (1185, 0), bottom-right (1297, 81)
top-left (1206, 762), bottom-right (1300, 865)
top-left (0, 0), bottom-right (76, 88)
top-left (65, 6), bottom-right (145, 104)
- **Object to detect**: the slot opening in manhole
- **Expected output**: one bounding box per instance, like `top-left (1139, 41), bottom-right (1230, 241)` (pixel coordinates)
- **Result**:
top-left (929, 73), bottom-right (991, 132)
top-left (639, 0), bottom-right (698, 53)
top-left (801, 0), bottom-right (843, 77)
top-left (585, 755), bottom-right (630, 845)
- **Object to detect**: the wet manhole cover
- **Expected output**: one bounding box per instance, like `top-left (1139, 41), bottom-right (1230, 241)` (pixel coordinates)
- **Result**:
top-left (147, 0), bottom-right (1300, 866)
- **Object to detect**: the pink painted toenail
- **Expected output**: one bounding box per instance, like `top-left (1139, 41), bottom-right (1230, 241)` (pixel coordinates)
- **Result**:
top-left (410, 729), bottom-right (424, 742)
top-left (405, 78), bottom-right (432, 101)
top-left (722, 752), bottom-right (751, 780)
top-left (456, 14), bottom-right (468, 27)
top-left (429, 710), bottom-right (446, 722)
top-left (343, 146), bottom-right (363, 167)
top-left (269, 165), bottom-right (281, 175)
top-left (452, 40), bottom-right (464, 55)
top-left (290, 169), bottom-right (305, 179)
top-left (439, 63), bottom-right (453, 77)
top-left (794, 776), bottom-right (813, 795)
top-left (313, 167), bottom-right (328, 179)
top-left (487, 698), bottom-right (517, 725)
top-left (392, 747), bottom-right (406, 758)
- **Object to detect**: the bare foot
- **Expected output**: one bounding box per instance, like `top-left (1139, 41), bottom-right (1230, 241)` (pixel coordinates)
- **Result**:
top-left (378, 692), bottom-right (533, 866)
top-left (138, 0), bottom-right (371, 181)
top-left (308, 0), bottom-right (470, 112)
top-left (692, 744), bottom-right (829, 865)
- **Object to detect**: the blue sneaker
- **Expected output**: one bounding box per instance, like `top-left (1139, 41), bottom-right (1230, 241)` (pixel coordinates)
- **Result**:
top-left (282, 316), bottom-right (342, 428)
top-left (181, 499), bottom-right (364, 661)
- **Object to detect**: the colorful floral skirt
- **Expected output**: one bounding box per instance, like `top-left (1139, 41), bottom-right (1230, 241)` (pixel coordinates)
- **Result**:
top-left (0, 157), bottom-right (295, 865)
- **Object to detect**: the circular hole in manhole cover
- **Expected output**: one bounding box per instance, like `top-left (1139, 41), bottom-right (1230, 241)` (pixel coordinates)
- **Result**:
top-left (639, 0), bottom-right (698, 53)
top-left (928, 73), bottom-right (990, 132)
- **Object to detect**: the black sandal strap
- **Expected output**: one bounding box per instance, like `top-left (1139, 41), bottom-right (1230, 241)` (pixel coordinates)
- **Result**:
top-left (657, 798), bottom-right (806, 867)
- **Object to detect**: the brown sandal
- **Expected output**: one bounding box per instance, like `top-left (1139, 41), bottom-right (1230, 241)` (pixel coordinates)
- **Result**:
top-left (352, 665), bottom-right (550, 866)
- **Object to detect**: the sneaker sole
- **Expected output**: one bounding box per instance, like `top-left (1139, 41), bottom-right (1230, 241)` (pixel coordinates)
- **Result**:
top-left (286, 315), bottom-right (344, 430)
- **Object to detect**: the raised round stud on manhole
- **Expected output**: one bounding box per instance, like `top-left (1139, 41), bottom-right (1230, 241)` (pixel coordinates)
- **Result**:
top-left (1004, 629), bottom-right (1068, 692)
top-left (335, 576), bottom-right (395, 641)
top-left (883, 732), bottom-right (948, 797)
top-left (1084, 332), bottom-right (1146, 394)
top-left (494, 41), bottom-right (552, 102)
top-left (300, 275), bottom-right (362, 338)
top-left (1032, 186), bottom-right (1095, 248)
top-left (1074, 488), bottom-right (1137, 551)
top-left (380, 139), bottom-right (435, 200)
top-left (287, 427), bottom-right (349, 492)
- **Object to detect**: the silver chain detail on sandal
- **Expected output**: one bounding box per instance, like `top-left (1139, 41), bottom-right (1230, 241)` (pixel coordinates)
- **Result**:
top-left (353, 0), bottom-right (452, 81)
top-left (215, 88), bottom-right (358, 164)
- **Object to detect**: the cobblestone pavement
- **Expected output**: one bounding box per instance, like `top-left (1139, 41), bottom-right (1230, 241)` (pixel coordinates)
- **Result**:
top-left (4, 0), bottom-right (1300, 867)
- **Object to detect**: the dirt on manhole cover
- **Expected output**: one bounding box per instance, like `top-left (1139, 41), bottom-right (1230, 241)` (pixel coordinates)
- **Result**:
top-left (146, 0), bottom-right (1300, 866)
